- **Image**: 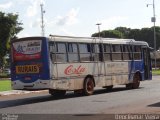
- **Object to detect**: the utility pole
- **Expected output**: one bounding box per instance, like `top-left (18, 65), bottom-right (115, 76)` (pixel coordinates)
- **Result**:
top-left (96, 23), bottom-right (101, 39)
top-left (147, 0), bottom-right (157, 69)
top-left (40, 4), bottom-right (45, 36)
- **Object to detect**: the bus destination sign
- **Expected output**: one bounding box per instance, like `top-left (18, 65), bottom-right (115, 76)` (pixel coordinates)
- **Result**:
top-left (16, 65), bottom-right (39, 74)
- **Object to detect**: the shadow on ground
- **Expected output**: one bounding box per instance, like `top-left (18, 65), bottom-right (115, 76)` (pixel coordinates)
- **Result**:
top-left (0, 86), bottom-right (143, 109)
top-left (148, 102), bottom-right (160, 107)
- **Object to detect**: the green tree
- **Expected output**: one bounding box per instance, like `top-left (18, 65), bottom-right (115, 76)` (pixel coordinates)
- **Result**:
top-left (92, 30), bottom-right (123, 38)
top-left (155, 26), bottom-right (160, 49)
top-left (92, 26), bottom-right (160, 50)
top-left (115, 27), bottom-right (131, 38)
top-left (138, 28), bottom-right (153, 47)
top-left (127, 29), bottom-right (140, 40)
top-left (0, 12), bottom-right (23, 68)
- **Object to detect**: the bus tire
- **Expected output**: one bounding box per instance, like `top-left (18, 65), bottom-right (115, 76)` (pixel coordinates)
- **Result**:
top-left (83, 77), bottom-right (94, 96)
top-left (49, 89), bottom-right (66, 97)
top-left (132, 73), bottom-right (141, 89)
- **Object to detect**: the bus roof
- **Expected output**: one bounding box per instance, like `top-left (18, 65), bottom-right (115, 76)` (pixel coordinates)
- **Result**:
top-left (12, 35), bottom-right (149, 47)
top-left (49, 35), bottom-right (149, 46)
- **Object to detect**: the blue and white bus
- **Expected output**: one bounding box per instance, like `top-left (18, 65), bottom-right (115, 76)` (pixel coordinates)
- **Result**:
top-left (11, 35), bottom-right (152, 96)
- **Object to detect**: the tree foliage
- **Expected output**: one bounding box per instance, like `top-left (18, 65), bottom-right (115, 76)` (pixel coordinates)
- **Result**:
top-left (92, 26), bottom-right (160, 50)
top-left (92, 30), bottom-right (123, 38)
top-left (0, 12), bottom-right (23, 68)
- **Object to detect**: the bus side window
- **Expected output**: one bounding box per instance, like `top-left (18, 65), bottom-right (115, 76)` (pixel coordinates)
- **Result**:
top-left (49, 42), bottom-right (53, 52)
top-left (49, 42), bottom-right (57, 63)
top-left (111, 44), bottom-right (122, 61)
top-left (91, 44), bottom-right (100, 61)
top-left (68, 43), bottom-right (79, 62)
top-left (133, 46), bottom-right (141, 60)
top-left (54, 42), bottom-right (67, 63)
top-left (99, 44), bottom-right (104, 61)
top-left (103, 44), bottom-right (111, 61)
top-left (79, 43), bottom-right (91, 62)
top-left (129, 45), bottom-right (133, 60)
top-left (122, 45), bottom-right (130, 60)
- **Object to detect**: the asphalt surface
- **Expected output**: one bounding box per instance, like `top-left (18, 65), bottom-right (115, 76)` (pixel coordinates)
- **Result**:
top-left (0, 76), bottom-right (160, 120)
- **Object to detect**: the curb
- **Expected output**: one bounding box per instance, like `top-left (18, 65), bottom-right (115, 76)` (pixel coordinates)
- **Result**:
top-left (0, 90), bottom-right (47, 96)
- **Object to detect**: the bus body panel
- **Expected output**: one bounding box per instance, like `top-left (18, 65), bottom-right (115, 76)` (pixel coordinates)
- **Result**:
top-left (49, 62), bottom-right (129, 90)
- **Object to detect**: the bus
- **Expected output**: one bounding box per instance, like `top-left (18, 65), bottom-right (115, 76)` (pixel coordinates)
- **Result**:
top-left (11, 35), bottom-right (152, 96)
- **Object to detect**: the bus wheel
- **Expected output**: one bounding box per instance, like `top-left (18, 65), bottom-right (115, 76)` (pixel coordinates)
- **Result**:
top-left (83, 77), bottom-right (94, 96)
top-left (132, 73), bottom-right (140, 89)
top-left (49, 89), bottom-right (66, 97)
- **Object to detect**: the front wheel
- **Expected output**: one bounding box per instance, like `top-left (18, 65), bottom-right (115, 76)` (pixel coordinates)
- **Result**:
top-left (126, 73), bottom-right (141, 89)
top-left (83, 77), bottom-right (94, 96)
top-left (132, 73), bottom-right (140, 89)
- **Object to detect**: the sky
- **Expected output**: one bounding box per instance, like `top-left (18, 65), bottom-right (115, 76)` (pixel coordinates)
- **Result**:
top-left (0, 0), bottom-right (160, 38)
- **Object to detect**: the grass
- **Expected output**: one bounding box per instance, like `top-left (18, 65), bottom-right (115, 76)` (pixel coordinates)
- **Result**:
top-left (0, 80), bottom-right (12, 92)
top-left (152, 69), bottom-right (160, 75)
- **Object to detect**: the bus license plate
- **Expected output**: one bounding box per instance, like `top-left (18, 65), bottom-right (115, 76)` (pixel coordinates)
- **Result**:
top-left (16, 65), bottom-right (39, 74)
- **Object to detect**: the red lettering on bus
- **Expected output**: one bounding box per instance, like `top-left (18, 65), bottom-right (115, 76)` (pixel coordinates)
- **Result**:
top-left (64, 65), bottom-right (86, 75)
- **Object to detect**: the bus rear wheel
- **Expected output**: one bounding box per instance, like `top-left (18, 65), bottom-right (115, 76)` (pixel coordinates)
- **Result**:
top-left (83, 77), bottom-right (94, 96)
top-left (49, 89), bottom-right (66, 97)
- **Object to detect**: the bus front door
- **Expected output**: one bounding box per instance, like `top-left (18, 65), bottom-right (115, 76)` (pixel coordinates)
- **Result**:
top-left (142, 47), bottom-right (151, 80)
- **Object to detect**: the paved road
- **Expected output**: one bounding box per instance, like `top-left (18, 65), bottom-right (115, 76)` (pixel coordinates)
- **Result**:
top-left (0, 76), bottom-right (160, 119)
